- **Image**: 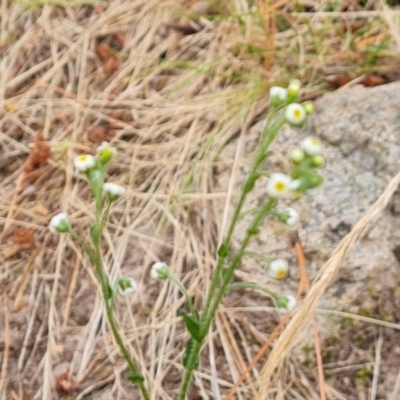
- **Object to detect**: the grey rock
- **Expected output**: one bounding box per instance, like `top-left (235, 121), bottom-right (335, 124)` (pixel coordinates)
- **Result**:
top-left (217, 82), bottom-right (400, 352)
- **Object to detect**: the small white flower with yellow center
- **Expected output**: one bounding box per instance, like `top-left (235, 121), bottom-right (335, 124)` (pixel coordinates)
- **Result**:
top-left (117, 277), bottom-right (138, 296)
top-left (266, 173), bottom-right (293, 198)
top-left (285, 103), bottom-right (307, 126)
top-left (150, 262), bottom-right (169, 280)
top-left (270, 86), bottom-right (288, 102)
top-left (302, 136), bottom-right (322, 155)
top-left (275, 294), bottom-right (297, 314)
top-left (49, 212), bottom-right (70, 234)
top-left (74, 154), bottom-right (96, 172)
top-left (96, 142), bottom-right (117, 165)
top-left (268, 259), bottom-right (289, 280)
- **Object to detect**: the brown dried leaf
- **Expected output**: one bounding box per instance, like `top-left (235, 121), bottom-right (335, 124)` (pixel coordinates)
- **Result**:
top-left (86, 123), bottom-right (116, 143)
top-left (55, 372), bottom-right (74, 394)
top-left (96, 43), bottom-right (113, 61)
top-left (12, 227), bottom-right (34, 246)
top-left (105, 56), bottom-right (120, 75)
top-left (361, 75), bottom-right (385, 87)
top-left (24, 134), bottom-right (51, 174)
top-left (96, 43), bottom-right (120, 75)
top-left (165, 22), bottom-right (200, 35)
top-left (332, 75), bottom-right (353, 88)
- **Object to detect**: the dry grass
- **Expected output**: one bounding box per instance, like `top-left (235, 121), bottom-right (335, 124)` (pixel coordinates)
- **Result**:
top-left (1, 0), bottom-right (400, 399)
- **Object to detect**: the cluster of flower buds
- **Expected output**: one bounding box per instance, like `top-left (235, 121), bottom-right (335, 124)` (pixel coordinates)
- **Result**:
top-left (269, 79), bottom-right (314, 127)
top-left (266, 136), bottom-right (324, 200)
top-left (49, 142), bottom-right (126, 234)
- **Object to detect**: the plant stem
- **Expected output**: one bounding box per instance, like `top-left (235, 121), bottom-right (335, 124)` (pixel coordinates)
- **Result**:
top-left (178, 110), bottom-right (286, 399)
top-left (202, 112), bottom-right (286, 324)
top-left (85, 179), bottom-right (150, 400)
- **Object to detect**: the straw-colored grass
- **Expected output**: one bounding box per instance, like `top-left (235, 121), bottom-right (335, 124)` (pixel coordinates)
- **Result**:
top-left (1, 0), bottom-right (400, 399)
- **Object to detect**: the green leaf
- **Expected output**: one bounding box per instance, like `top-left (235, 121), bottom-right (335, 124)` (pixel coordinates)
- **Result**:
top-left (126, 371), bottom-right (144, 384)
top-left (247, 226), bottom-right (259, 235)
top-left (179, 311), bottom-right (201, 342)
top-left (217, 243), bottom-right (229, 258)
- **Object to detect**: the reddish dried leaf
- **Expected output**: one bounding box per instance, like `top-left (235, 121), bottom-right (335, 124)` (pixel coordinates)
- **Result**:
top-left (361, 75), bottom-right (385, 87)
top-left (105, 56), bottom-right (120, 75)
top-left (96, 44), bottom-right (120, 75)
top-left (13, 227), bottom-right (34, 246)
top-left (332, 75), bottom-right (353, 88)
top-left (96, 43), bottom-right (113, 61)
top-left (86, 123), bottom-right (116, 143)
top-left (24, 134), bottom-right (51, 173)
top-left (55, 372), bottom-right (74, 394)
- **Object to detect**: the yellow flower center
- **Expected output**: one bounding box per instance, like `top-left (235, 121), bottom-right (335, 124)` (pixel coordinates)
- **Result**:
top-left (275, 269), bottom-right (287, 279)
top-left (78, 155), bottom-right (88, 162)
top-left (311, 138), bottom-right (320, 146)
top-left (293, 109), bottom-right (302, 119)
top-left (275, 182), bottom-right (286, 192)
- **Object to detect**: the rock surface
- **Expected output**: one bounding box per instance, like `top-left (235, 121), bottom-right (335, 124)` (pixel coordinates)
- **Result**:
top-left (217, 81), bottom-right (400, 395)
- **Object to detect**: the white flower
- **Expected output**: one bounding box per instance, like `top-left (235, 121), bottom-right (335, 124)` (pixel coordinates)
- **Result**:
top-left (268, 259), bottom-right (289, 280)
top-left (269, 86), bottom-right (288, 101)
top-left (103, 182), bottom-right (126, 197)
top-left (266, 173), bottom-right (293, 198)
top-left (49, 212), bottom-right (70, 234)
top-left (276, 294), bottom-right (297, 314)
top-left (285, 103), bottom-right (307, 126)
top-left (150, 262), bottom-right (169, 280)
top-left (117, 277), bottom-right (138, 296)
top-left (74, 154), bottom-right (96, 172)
top-left (283, 207), bottom-right (299, 227)
top-left (96, 142), bottom-right (117, 164)
top-left (302, 136), bottom-right (322, 155)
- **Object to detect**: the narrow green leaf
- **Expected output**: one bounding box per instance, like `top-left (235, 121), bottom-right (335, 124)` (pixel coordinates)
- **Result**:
top-left (179, 311), bottom-right (201, 342)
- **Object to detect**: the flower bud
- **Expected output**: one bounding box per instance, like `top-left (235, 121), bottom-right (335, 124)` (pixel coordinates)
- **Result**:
top-left (275, 294), bottom-right (297, 314)
top-left (301, 136), bottom-right (322, 155)
top-left (103, 182), bottom-right (126, 201)
top-left (289, 148), bottom-right (305, 164)
top-left (303, 101), bottom-right (314, 115)
top-left (276, 208), bottom-right (299, 227)
top-left (310, 154), bottom-right (325, 168)
top-left (49, 212), bottom-right (70, 234)
top-left (150, 262), bottom-right (169, 280)
top-left (288, 79), bottom-right (301, 98)
top-left (96, 142), bottom-right (117, 165)
top-left (269, 86), bottom-right (288, 106)
top-left (268, 259), bottom-right (289, 280)
top-left (117, 277), bottom-right (138, 296)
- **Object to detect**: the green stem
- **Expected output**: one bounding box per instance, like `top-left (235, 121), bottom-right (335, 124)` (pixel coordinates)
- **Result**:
top-left (202, 112), bottom-right (286, 325)
top-left (178, 110), bottom-right (286, 399)
top-left (168, 273), bottom-right (196, 316)
top-left (178, 340), bottom-right (202, 400)
top-left (227, 282), bottom-right (279, 300)
top-left (84, 170), bottom-right (150, 400)
top-left (178, 198), bottom-right (276, 399)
